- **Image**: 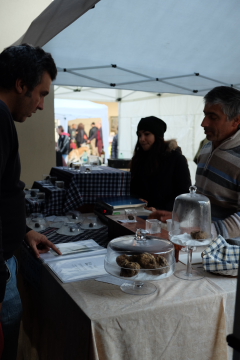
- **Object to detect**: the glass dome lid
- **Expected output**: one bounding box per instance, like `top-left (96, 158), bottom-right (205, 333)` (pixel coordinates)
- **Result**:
top-left (171, 185), bottom-right (212, 244)
top-left (109, 229), bottom-right (174, 255)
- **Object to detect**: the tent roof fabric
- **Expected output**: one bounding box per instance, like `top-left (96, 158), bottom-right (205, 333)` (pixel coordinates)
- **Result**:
top-left (15, 0), bottom-right (240, 96)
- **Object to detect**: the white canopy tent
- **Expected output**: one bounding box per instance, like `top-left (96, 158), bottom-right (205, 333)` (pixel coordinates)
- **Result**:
top-left (15, 0), bottom-right (240, 95)
top-left (14, 0), bottom-right (240, 180)
top-left (54, 99), bottom-right (109, 160)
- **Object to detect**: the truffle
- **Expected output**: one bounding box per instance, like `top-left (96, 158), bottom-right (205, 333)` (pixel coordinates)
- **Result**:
top-left (191, 231), bottom-right (208, 240)
top-left (35, 223), bottom-right (40, 228)
top-left (136, 253), bottom-right (157, 269)
top-left (155, 255), bottom-right (169, 267)
top-left (89, 223), bottom-right (94, 228)
top-left (120, 262), bottom-right (141, 277)
top-left (116, 254), bottom-right (130, 267)
top-left (153, 255), bottom-right (169, 275)
top-left (128, 254), bottom-right (139, 262)
top-left (128, 215), bottom-right (134, 220)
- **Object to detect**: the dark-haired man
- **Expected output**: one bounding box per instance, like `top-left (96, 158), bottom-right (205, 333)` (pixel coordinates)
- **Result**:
top-left (150, 86), bottom-right (240, 240)
top-left (0, 43), bottom-right (61, 359)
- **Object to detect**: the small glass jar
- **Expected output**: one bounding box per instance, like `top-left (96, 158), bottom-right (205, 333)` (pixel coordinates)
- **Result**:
top-left (171, 185), bottom-right (211, 243)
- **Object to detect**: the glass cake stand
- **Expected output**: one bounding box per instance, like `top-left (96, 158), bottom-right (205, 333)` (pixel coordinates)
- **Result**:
top-left (104, 229), bottom-right (176, 295)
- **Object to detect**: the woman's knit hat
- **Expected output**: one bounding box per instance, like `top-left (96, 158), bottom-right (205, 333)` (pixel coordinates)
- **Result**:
top-left (137, 116), bottom-right (167, 138)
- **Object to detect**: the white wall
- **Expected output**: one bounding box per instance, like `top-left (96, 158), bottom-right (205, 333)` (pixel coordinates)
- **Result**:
top-left (15, 86), bottom-right (56, 187)
top-left (118, 94), bottom-right (205, 183)
top-left (0, 0), bottom-right (52, 52)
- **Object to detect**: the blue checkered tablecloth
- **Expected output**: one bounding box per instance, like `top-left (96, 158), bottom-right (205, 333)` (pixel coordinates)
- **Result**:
top-left (39, 225), bottom-right (109, 248)
top-left (50, 166), bottom-right (131, 212)
top-left (25, 181), bottom-right (66, 216)
top-left (202, 235), bottom-right (240, 272)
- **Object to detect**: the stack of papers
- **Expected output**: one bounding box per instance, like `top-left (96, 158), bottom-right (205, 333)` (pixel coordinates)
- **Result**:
top-left (40, 240), bottom-right (107, 283)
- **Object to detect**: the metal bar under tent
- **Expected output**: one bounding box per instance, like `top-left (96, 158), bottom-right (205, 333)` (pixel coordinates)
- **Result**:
top-left (57, 66), bottom-right (238, 93)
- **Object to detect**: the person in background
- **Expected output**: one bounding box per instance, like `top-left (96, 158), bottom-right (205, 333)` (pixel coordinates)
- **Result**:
top-left (150, 86), bottom-right (240, 241)
top-left (76, 123), bottom-right (88, 148)
top-left (69, 123), bottom-right (77, 140)
top-left (0, 43), bottom-right (61, 360)
top-left (96, 122), bottom-right (103, 155)
top-left (89, 122), bottom-right (98, 138)
top-left (111, 132), bottom-right (118, 159)
top-left (130, 116), bottom-right (191, 211)
top-left (68, 124), bottom-right (77, 150)
top-left (88, 122), bottom-right (103, 155)
top-left (56, 125), bottom-right (70, 165)
top-left (88, 122), bottom-right (98, 155)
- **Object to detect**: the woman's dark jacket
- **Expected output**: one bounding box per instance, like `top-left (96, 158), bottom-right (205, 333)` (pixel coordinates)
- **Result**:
top-left (130, 140), bottom-right (191, 211)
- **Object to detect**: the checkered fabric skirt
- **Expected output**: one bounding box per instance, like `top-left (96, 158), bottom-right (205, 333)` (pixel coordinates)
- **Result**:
top-left (25, 181), bottom-right (67, 217)
top-left (50, 167), bottom-right (131, 212)
top-left (202, 235), bottom-right (240, 272)
top-left (25, 188), bottom-right (66, 217)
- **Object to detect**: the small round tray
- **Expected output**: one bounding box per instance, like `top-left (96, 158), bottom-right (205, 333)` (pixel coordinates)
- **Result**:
top-left (80, 223), bottom-right (104, 230)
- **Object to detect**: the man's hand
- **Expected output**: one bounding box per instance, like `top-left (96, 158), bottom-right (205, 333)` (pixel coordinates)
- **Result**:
top-left (145, 206), bottom-right (156, 212)
top-left (25, 230), bottom-right (62, 258)
top-left (148, 210), bottom-right (172, 222)
top-left (139, 198), bottom-right (155, 211)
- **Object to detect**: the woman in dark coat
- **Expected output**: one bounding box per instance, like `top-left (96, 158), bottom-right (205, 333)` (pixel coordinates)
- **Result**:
top-left (130, 116), bottom-right (191, 211)
top-left (76, 123), bottom-right (88, 148)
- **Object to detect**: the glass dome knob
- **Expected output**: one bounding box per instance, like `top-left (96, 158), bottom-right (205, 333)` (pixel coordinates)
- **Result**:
top-left (135, 228), bottom-right (147, 241)
top-left (189, 185), bottom-right (197, 194)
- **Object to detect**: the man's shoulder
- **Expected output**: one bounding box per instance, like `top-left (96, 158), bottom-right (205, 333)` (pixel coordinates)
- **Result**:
top-left (0, 100), bottom-right (14, 131)
top-left (0, 100), bottom-right (11, 117)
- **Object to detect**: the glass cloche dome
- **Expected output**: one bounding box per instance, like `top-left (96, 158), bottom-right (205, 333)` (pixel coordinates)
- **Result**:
top-left (170, 185), bottom-right (212, 280)
top-left (171, 185), bottom-right (211, 243)
top-left (105, 229), bottom-right (175, 295)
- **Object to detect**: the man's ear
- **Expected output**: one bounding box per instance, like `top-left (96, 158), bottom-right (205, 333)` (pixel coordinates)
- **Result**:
top-left (15, 79), bottom-right (26, 94)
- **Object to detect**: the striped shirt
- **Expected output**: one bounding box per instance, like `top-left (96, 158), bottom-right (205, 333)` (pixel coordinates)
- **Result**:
top-left (196, 130), bottom-right (240, 239)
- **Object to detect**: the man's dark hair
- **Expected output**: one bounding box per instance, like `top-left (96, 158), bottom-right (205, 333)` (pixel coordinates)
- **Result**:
top-left (0, 43), bottom-right (57, 91)
top-left (91, 122), bottom-right (95, 125)
top-left (204, 86), bottom-right (240, 121)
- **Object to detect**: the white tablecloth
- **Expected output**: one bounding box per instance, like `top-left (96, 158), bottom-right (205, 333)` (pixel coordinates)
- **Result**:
top-left (18, 261), bottom-right (236, 360)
